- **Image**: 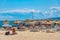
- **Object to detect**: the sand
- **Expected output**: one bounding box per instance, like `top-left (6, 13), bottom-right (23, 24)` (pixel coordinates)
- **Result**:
top-left (0, 30), bottom-right (60, 40)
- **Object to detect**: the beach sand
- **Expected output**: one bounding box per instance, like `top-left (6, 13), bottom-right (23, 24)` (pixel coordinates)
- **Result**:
top-left (0, 30), bottom-right (60, 40)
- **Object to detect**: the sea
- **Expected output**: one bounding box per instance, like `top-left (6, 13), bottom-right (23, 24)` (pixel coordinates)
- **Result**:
top-left (0, 20), bottom-right (24, 28)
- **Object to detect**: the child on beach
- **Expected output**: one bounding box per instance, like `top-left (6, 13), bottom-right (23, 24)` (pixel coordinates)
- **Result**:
top-left (12, 28), bottom-right (17, 35)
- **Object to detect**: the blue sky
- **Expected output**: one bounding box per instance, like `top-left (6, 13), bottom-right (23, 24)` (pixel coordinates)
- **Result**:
top-left (0, 0), bottom-right (60, 11)
top-left (0, 0), bottom-right (60, 20)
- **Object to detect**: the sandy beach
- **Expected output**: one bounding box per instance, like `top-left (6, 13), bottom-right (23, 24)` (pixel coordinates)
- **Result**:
top-left (0, 30), bottom-right (60, 40)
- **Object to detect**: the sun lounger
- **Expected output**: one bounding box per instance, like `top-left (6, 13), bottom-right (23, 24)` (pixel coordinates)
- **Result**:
top-left (30, 26), bottom-right (39, 32)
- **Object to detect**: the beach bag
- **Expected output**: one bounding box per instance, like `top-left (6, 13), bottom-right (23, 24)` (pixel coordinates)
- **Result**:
top-left (5, 31), bottom-right (10, 35)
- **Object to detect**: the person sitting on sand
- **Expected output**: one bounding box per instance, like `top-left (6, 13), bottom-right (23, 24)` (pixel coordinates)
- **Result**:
top-left (12, 28), bottom-right (17, 34)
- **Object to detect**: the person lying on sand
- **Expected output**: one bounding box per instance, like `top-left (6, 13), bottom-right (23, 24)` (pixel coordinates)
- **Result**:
top-left (5, 27), bottom-right (17, 35)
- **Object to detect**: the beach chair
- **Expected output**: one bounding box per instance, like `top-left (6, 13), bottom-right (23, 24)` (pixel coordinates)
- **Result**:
top-left (41, 25), bottom-right (46, 32)
top-left (19, 26), bottom-right (27, 31)
top-left (55, 26), bottom-right (60, 31)
top-left (30, 26), bottom-right (39, 32)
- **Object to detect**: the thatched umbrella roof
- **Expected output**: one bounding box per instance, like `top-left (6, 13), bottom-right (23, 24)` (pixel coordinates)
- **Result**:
top-left (54, 20), bottom-right (60, 24)
top-left (14, 20), bottom-right (20, 24)
top-left (3, 20), bottom-right (9, 24)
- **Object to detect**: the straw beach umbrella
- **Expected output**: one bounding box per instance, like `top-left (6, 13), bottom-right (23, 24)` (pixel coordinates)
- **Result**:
top-left (14, 20), bottom-right (20, 24)
top-left (14, 20), bottom-right (21, 27)
top-left (4, 20), bottom-right (9, 24)
top-left (45, 20), bottom-right (52, 29)
top-left (54, 20), bottom-right (60, 25)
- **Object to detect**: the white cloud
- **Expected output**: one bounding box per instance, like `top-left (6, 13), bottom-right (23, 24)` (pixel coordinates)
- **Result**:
top-left (0, 7), bottom-right (60, 20)
top-left (50, 6), bottom-right (60, 10)
top-left (0, 16), bottom-right (14, 18)
top-left (8, 16), bottom-right (14, 18)
top-left (0, 8), bottom-right (41, 13)
top-left (48, 6), bottom-right (60, 17)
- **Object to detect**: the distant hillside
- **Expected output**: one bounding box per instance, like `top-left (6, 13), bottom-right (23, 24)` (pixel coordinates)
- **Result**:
top-left (45, 17), bottom-right (60, 20)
